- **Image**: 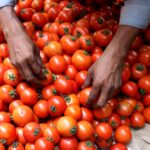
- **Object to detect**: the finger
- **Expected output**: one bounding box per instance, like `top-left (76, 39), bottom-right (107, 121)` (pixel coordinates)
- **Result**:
top-left (95, 86), bottom-right (114, 108)
top-left (82, 71), bottom-right (92, 89)
top-left (86, 85), bottom-right (101, 106)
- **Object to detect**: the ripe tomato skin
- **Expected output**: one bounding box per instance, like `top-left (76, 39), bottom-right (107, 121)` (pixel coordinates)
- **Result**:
top-left (0, 85), bottom-right (16, 103)
top-left (138, 75), bottom-right (150, 94)
top-left (0, 63), bottom-right (9, 85)
top-left (3, 57), bottom-right (16, 69)
top-left (93, 29), bottom-right (113, 47)
top-left (0, 123), bottom-right (17, 145)
top-left (0, 99), bottom-right (5, 111)
top-left (25, 143), bottom-right (35, 150)
top-left (43, 126), bottom-right (60, 144)
top-left (78, 140), bottom-right (96, 150)
top-left (73, 26), bottom-right (89, 37)
top-left (56, 116), bottom-right (77, 137)
top-left (143, 94), bottom-right (150, 106)
top-left (60, 35), bottom-right (80, 55)
top-left (120, 116), bottom-right (131, 126)
top-left (19, 0), bottom-right (32, 8)
top-left (138, 50), bottom-right (150, 67)
top-left (110, 143), bottom-right (127, 150)
top-left (54, 76), bottom-right (73, 95)
top-left (75, 71), bottom-right (87, 88)
top-left (12, 105), bottom-right (34, 127)
top-left (134, 101), bottom-right (144, 113)
top-left (64, 94), bottom-right (80, 106)
top-left (126, 50), bottom-right (138, 65)
top-left (122, 66), bottom-right (131, 83)
top-left (0, 43), bottom-right (9, 59)
top-left (16, 82), bottom-right (28, 95)
top-left (65, 65), bottom-right (78, 80)
top-left (33, 100), bottom-right (49, 118)
top-left (121, 81), bottom-right (138, 98)
top-left (143, 107), bottom-right (150, 123)
top-left (131, 35), bottom-right (143, 50)
top-left (131, 112), bottom-right (145, 128)
top-left (0, 143), bottom-right (5, 150)
top-left (114, 125), bottom-right (132, 144)
top-left (81, 107), bottom-right (94, 122)
top-left (16, 127), bottom-right (27, 145)
top-left (49, 55), bottom-right (67, 74)
top-left (35, 137), bottom-right (54, 150)
top-left (95, 122), bottom-right (113, 140)
top-left (76, 120), bottom-right (94, 140)
top-left (131, 63), bottom-right (147, 80)
top-left (47, 96), bottom-right (66, 117)
top-left (8, 142), bottom-right (24, 150)
top-left (59, 137), bottom-right (78, 150)
top-left (31, 0), bottom-right (44, 11)
top-left (20, 87), bottom-right (38, 106)
top-left (0, 111), bottom-right (11, 123)
top-left (21, 8), bottom-right (35, 21)
top-left (72, 50), bottom-right (93, 71)
top-left (63, 54), bottom-right (72, 65)
top-left (117, 100), bottom-right (133, 117)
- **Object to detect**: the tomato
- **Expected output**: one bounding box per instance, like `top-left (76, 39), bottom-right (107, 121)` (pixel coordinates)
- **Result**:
top-left (65, 65), bottom-right (78, 80)
top-left (121, 81), bottom-right (138, 97)
top-left (81, 107), bottom-right (94, 122)
top-left (63, 54), bottom-right (72, 65)
top-left (42, 85), bottom-right (57, 100)
top-left (123, 98), bottom-right (136, 109)
top-left (79, 35), bottom-right (95, 51)
top-left (35, 137), bottom-right (54, 150)
top-left (31, 0), bottom-right (44, 11)
top-left (73, 26), bottom-right (89, 37)
top-left (59, 1), bottom-right (69, 10)
top-left (78, 140), bottom-right (96, 150)
top-left (75, 71), bottom-right (87, 88)
top-left (64, 94), bottom-right (80, 106)
top-left (108, 113), bottom-right (121, 129)
top-left (0, 63), bottom-right (9, 84)
top-left (138, 50), bottom-right (150, 67)
top-left (3, 57), bottom-right (16, 69)
top-left (43, 22), bottom-right (60, 34)
top-left (0, 43), bottom-right (9, 59)
top-left (21, 8), bottom-right (35, 21)
top-left (117, 100), bottom-right (133, 117)
top-left (0, 123), bottom-right (17, 145)
top-left (144, 28), bottom-right (150, 43)
top-left (130, 35), bottom-right (143, 50)
top-left (138, 75), bottom-right (150, 94)
top-left (20, 87), bottom-right (38, 106)
top-left (8, 142), bottom-right (24, 150)
top-left (64, 104), bottom-right (82, 120)
top-left (12, 105), bottom-right (34, 127)
top-left (16, 82), bottom-right (28, 95)
top-left (72, 50), bottom-right (92, 70)
top-left (143, 94), bottom-right (150, 106)
top-left (76, 120), bottom-right (94, 140)
top-left (0, 111), bottom-right (11, 123)
top-left (58, 22), bottom-right (74, 36)
top-left (120, 116), bottom-right (131, 126)
top-left (49, 55), bottom-right (67, 74)
top-left (110, 143), bottom-right (127, 150)
top-left (0, 85), bottom-right (16, 103)
top-left (90, 14), bottom-right (105, 31)
top-left (122, 66), bottom-right (131, 83)
top-left (134, 101), bottom-right (144, 113)
top-left (125, 50), bottom-right (138, 65)
top-left (23, 122), bottom-right (42, 143)
top-left (95, 122), bottom-right (113, 140)
top-left (131, 63), bottom-right (147, 80)
top-left (16, 127), bottom-right (27, 145)
top-left (19, 0), bottom-right (32, 8)
top-left (54, 76), bottom-right (73, 95)
top-left (59, 137), bottom-right (78, 150)
top-left (44, 41), bottom-right (62, 58)
top-left (3, 69), bottom-right (20, 86)
top-left (131, 112), bottom-right (145, 128)
top-left (43, 126), bottom-right (60, 144)
top-left (33, 100), bottom-right (49, 118)
top-left (56, 116), bottom-right (77, 137)
top-left (0, 99), bottom-right (5, 111)
top-left (0, 143), bottom-right (5, 150)
top-left (114, 125), bottom-right (132, 144)
top-left (60, 35), bottom-right (80, 55)
top-left (76, 18), bottom-right (90, 28)
top-left (143, 107), bottom-right (150, 123)
top-left (48, 96), bottom-right (66, 117)
top-left (93, 29), bottom-right (113, 47)
top-left (93, 104), bottom-right (113, 119)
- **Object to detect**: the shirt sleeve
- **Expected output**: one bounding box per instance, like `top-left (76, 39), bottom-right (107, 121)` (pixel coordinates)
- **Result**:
top-left (0, 0), bottom-right (17, 8)
top-left (119, 0), bottom-right (150, 29)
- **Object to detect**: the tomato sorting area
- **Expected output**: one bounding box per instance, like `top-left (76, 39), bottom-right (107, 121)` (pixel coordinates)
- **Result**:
top-left (0, 0), bottom-right (150, 150)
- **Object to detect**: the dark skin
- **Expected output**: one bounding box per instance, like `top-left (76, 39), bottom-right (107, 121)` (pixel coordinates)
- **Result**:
top-left (0, 6), bottom-right (139, 107)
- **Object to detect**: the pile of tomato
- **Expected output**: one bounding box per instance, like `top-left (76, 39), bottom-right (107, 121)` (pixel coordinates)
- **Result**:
top-left (0, 0), bottom-right (150, 149)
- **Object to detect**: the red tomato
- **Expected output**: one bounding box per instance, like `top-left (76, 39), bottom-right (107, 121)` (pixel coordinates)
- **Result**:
top-left (0, 143), bottom-right (5, 150)
top-left (21, 8), bottom-right (35, 21)
top-left (59, 137), bottom-right (78, 150)
top-left (23, 122), bottom-right (42, 143)
top-left (81, 107), bottom-right (94, 122)
top-left (8, 142), bottom-right (24, 150)
top-left (0, 123), bottom-right (17, 145)
top-left (114, 125), bottom-right (132, 144)
top-left (47, 96), bottom-right (66, 117)
top-left (122, 66), bottom-right (131, 83)
top-left (121, 81), bottom-right (138, 97)
top-left (96, 122), bottom-right (112, 140)
top-left (75, 71), bottom-right (87, 88)
top-left (19, 0), bottom-right (32, 8)
top-left (78, 140), bottom-right (96, 150)
top-left (49, 55), bottom-right (67, 74)
top-left (134, 101), bottom-right (144, 113)
top-left (120, 116), bottom-right (131, 126)
top-left (76, 120), bottom-right (94, 140)
top-left (143, 107), bottom-right (150, 123)
top-left (63, 54), bottom-right (72, 65)
top-left (125, 50), bottom-right (138, 65)
top-left (31, 0), bottom-right (44, 11)
top-left (0, 63), bottom-right (9, 85)
top-left (110, 143), bottom-right (127, 150)
top-left (73, 26), bottom-right (89, 37)
top-left (131, 35), bottom-right (143, 50)
top-left (144, 28), bottom-right (150, 43)
top-left (16, 82), bottom-right (28, 95)
top-left (0, 43), bottom-right (9, 59)
top-left (16, 127), bottom-right (27, 145)
top-left (143, 94), bottom-right (150, 107)
top-left (0, 111), bottom-right (11, 123)
top-left (65, 65), bottom-right (78, 80)
top-left (76, 18), bottom-right (90, 28)
top-left (93, 29), bottom-right (113, 47)
top-left (3, 57), bottom-right (16, 69)
top-left (43, 22), bottom-right (60, 34)
top-left (64, 94), bottom-right (80, 106)
top-left (138, 50), bottom-right (150, 67)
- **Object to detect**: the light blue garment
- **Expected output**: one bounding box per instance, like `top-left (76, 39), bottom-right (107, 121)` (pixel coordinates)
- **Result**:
top-left (0, 0), bottom-right (150, 29)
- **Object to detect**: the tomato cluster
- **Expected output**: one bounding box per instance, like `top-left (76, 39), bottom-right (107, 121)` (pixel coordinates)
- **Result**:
top-left (0, 0), bottom-right (150, 150)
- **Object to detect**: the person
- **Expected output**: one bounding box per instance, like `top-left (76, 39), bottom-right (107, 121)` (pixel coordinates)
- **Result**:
top-left (0, 0), bottom-right (150, 108)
